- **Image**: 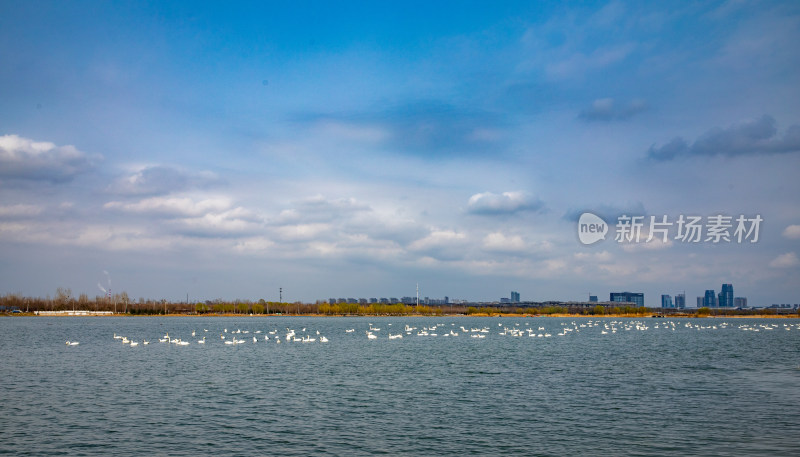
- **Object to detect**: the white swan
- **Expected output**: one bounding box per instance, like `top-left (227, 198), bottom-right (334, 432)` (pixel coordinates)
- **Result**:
top-left (65, 341), bottom-right (79, 346)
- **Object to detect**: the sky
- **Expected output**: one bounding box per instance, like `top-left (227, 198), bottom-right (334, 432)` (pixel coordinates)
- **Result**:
top-left (1, 0), bottom-right (799, 306)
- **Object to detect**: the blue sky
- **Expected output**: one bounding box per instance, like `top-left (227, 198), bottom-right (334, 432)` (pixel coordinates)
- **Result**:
top-left (1, 1), bottom-right (799, 305)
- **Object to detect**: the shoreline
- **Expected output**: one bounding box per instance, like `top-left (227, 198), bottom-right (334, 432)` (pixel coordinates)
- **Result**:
top-left (5, 312), bottom-right (798, 319)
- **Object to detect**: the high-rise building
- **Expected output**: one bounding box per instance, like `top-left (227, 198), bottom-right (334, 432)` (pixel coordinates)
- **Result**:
top-left (719, 284), bottom-right (734, 308)
top-left (703, 290), bottom-right (717, 308)
top-left (661, 294), bottom-right (673, 308)
top-left (589, 295), bottom-right (598, 302)
top-left (610, 292), bottom-right (644, 307)
top-left (697, 297), bottom-right (703, 308)
top-left (511, 291), bottom-right (520, 303)
top-left (734, 297), bottom-right (747, 308)
top-left (675, 293), bottom-right (686, 309)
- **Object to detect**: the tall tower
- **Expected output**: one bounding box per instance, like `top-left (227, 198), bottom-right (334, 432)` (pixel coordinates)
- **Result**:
top-left (719, 284), bottom-right (734, 308)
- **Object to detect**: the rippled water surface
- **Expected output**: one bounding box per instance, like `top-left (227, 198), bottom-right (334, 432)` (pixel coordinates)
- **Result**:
top-left (1, 316), bottom-right (799, 456)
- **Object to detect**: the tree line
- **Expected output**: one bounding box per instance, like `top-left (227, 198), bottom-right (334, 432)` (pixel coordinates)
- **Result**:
top-left (1, 290), bottom-right (796, 317)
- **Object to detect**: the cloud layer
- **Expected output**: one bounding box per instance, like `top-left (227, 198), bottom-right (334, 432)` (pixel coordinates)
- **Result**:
top-left (648, 115), bottom-right (800, 161)
top-left (0, 134), bottom-right (100, 182)
top-left (467, 191), bottom-right (544, 216)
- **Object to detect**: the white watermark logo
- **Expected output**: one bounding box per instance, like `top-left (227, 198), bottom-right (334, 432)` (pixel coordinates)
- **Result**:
top-left (578, 213), bottom-right (762, 245)
top-left (578, 212), bottom-right (609, 245)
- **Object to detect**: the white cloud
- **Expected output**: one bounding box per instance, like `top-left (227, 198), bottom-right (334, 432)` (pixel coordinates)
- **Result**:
top-left (467, 191), bottom-right (543, 215)
top-left (410, 230), bottom-right (467, 250)
top-left (274, 195), bottom-right (370, 224)
top-left (102, 195), bottom-right (264, 238)
top-left (0, 204), bottom-right (43, 217)
top-left (172, 208), bottom-right (264, 238)
top-left (408, 229), bottom-right (469, 260)
top-left (769, 252), bottom-right (799, 269)
top-left (104, 196), bottom-right (232, 217)
top-left (233, 237), bottom-right (275, 253)
top-left (0, 134), bottom-right (100, 182)
top-left (783, 225), bottom-right (800, 239)
top-left (108, 165), bottom-right (221, 196)
top-left (574, 250), bottom-right (613, 262)
top-left (483, 232), bottom-right (526, 252)
top-left (274, 223), bottom-right (332, 241)
top-left (0, 221), bottom-right (174, 251)
top-left (621, 236), bottom-right (673, 252)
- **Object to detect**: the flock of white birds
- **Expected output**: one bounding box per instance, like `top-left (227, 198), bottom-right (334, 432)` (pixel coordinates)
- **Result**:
top-left (63, 319), bottom-right (800, 347)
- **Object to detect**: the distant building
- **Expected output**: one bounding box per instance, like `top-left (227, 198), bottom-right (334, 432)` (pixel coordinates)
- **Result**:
top-left (610, 292), bottom-right (644, 307)
top-left (337, 298), bottom-right (347, 304)
top-left (675, 293), bottom-right (686, 309)
top-left (511, 291), bottom-right (520, 303)
top-left (358, 298), bottom-right (368, 304)
top-left (379, 298), bottom-right (388, 304)
top-left (589, 295), bottom-right (598, 302)
top-left (718, 284), bottom-right (734, 308)
top-left (661, 294), bottom-right (673, 308)
top-left (734, 297), bottom-right (747, 308)
top-left (697, 297), bottom-right (703, 308)
top-left (703, 290), bottom-right (717, 308)
top-left (329, 298), bottom-right (336, 305)
top-left (369, 298), bottom-right (378, 304)
top-left (500, 298), bottom-right (511, 304)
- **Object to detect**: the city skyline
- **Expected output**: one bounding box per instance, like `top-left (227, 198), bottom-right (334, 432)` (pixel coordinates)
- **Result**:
top-left (1, 1), bottom-right (799, 304)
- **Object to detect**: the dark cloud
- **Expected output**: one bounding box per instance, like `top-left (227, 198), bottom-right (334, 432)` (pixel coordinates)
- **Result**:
top-left (107, 166), bottom-right (223, 196)
top-left (467, 191), bottom-right (545, 216)
top-left (648, 115), bottom-right (800, 161)
top-left (578, 98), bottom-right (648, 121)
top-left (0, 134), bottom-right (100, 183)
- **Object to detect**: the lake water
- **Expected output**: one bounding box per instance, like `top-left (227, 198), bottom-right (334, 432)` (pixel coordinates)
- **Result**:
top-left (1, 316), bottom-right (799, 456)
